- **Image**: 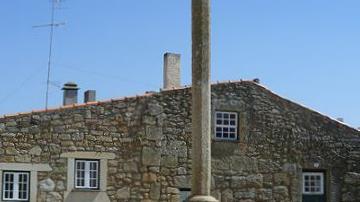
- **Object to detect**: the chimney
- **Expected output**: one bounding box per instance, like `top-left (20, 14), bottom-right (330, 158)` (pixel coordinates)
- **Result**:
top-left (84, 90), bottom-right (96, 103)
top-left (163, 53), bottom-right (181, 89)
top-left (62, 82), bottom-right (79, 105)
top-left (336, 117), bottom-right (344, 122)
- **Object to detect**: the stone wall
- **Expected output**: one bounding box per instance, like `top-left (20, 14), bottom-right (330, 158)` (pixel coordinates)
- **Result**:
top-left (0, 81), bottom-right (359, 202)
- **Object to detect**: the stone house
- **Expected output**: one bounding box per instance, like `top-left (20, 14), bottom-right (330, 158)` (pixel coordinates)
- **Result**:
top-left (0, 53), bottom-right (359, 202)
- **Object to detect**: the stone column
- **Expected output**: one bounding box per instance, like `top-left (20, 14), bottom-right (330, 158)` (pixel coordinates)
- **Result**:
top-left (189, 0), bottom-right (217, 201)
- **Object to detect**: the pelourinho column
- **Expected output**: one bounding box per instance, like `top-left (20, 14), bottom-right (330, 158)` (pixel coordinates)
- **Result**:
top-left (189, 0), bottom-right (217, 201)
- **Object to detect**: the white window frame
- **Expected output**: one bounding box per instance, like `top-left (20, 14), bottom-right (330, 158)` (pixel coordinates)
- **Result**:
top-left (302, 172), bottom-right (324, 195)
top-left (2, 171), bottom-right (30, 201)
top-left (0, 163), bottom-right (52, 202)
top-left (214, 111), bottom-right (238, 140)
top-left (75, 160), bottom-right (99, 189)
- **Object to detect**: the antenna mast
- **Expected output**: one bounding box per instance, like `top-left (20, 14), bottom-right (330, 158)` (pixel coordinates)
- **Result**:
top-left (34, 0), bottom-right (65, 109)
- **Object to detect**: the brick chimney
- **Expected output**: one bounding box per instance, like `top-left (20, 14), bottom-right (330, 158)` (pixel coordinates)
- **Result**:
top-left (163, 53), bottom-right (181, 89)
top-left (62, 82), bottom-right (79, 105)
top-left (84, 90), bottom-right (96, 103)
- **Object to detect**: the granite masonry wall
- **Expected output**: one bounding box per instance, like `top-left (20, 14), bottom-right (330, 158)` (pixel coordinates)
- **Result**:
top-left (0, 81), bottom-right (359, 202)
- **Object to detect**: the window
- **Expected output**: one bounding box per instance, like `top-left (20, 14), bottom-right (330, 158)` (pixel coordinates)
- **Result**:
top-left (2, 171), bottom-right (29, 201)
top-left (75, 160), bottom-right (99, 189)
top-left (179, 188), bottom-right (191, 202)
top-left (215, 111), bottom-right (238, 140)
top-left (303, 172), bottom-right (324, 194)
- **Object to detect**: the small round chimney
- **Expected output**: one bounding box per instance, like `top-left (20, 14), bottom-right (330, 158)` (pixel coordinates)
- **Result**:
top-left (62, 82), bottom-right (79, 106)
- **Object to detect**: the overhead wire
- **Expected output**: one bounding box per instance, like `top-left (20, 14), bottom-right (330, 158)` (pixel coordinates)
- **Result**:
top-left (56, 63), bottom-right (160, 89)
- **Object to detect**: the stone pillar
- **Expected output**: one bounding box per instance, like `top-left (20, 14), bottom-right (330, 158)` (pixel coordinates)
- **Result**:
top-left (189, 0), bottom-right (217, 201)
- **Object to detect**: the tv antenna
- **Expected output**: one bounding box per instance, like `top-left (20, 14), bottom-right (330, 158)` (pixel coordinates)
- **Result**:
top-left (33, 0), bottom-right (65, 109)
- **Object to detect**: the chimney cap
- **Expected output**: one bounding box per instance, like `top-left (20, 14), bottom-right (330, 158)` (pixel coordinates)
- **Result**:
top-left (62, 82), bottom-right (79, 90)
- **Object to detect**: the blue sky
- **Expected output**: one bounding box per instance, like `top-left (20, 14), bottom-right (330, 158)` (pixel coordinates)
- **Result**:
top-left (0, 1), bottom-right (359, 128)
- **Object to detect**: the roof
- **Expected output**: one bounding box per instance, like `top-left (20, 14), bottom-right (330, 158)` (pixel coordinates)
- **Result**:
top-left (0, 80), bottom-right (358, 132)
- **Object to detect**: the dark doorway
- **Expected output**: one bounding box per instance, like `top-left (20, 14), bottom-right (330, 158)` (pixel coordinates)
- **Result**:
top-left (302, 170), bottom-right (326, 202)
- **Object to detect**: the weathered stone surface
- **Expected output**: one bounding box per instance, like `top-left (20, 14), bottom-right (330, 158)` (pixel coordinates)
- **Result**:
top-left (173, 175), bottom-right (191, 188)
top-left (46, 192), bottom-right (62, 202)
top-left (146, 126), bottom-right (163, 140)
top-left (142, 147), bottom-right (161, 166)
top-left (116, 187), bottom-right (130, 199)
top-left (143, 172), bottom-right (157, 182)
top-left (5, 147), bottom-right (18, 155)
top-left (39, 178), bottom-right (55, 192)
top-left (29, 146), bottom-right (42, 156)
top-left (344, 172), bottom-right (360, 185)
top-left (273, 172), bottom-right (290, 186)
top-left (221, 189), bottom-right (233, 202)
top-left (231, 174), bottom-right (263, 189)
top-left (166, 187), bottom-right (179, 194)
top-left (150, 182), bottom-right (161, 200)
top-left (231, 156), bottom-right (258, 173)
top-left (256, 188), bottom-right (272, 201)
top-left (123, 161), bottom-right (138, 172)
top-left (0, 81), bottom-right (359, 201)
top-left (234, 188), bottom-right (256, 199)
top-left (273, 186), bottom-right (289, 201)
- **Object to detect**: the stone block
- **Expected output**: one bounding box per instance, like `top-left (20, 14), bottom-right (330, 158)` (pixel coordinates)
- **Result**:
top-left (150, 183), bottom-right (161, 200)
top-left (29, 146), bottom-right (42, 156)
top-left (15, 155), bottom-right (31, 162)
top-left (116, 187), bottom-right (130, 199)
top-left (142, 147), bottom-right (161, 166)
top-left (146, 126), bottom-right (163, 140)
top-left (212, 158), bottom-right (230, 171)
top-left (344, 172), bottom-right (360, 185)
top-left (221, 189), bottom-right (234, 202)
top-left (45, 192), bottom-right (62, 202)
top-left (123, 161), bottom-right (139, 172)
top-left (143, 173), bottom-right (157, 183)
top-left (256, 188), bottom-right (272, 201)
top-left (231, 156), bottom-right (258, 173)
top-left (161, 155), bottom-right (178, 167)
top-left (167, 187), bottom-right (179, 194)
top-left (274, 172), bottom-right (290, 186)
top-left (231, 174), bottom-right (263, 189)
top-left (173, 175), bottom-right (191, 188)
top-left (5, 148), bottom-right (18, 155)
top-left (273, 186), bottom-right (289, 201)
top-left (234, 188), bottom-right (256, 199)
top-left (39, 178), bottom-right (55, 192)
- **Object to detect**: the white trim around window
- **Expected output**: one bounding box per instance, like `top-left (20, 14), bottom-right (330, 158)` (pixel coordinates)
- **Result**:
top-left (61, 151), bottom-right (115, 200)
top-left (302, 172), bottom-right (324, 195)
top-left (215, 111), bottom-right (238, 140)
top-left (2, 171), bottom-right (30, 201)
top-left (0, 163), bottom-right (52, 202)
